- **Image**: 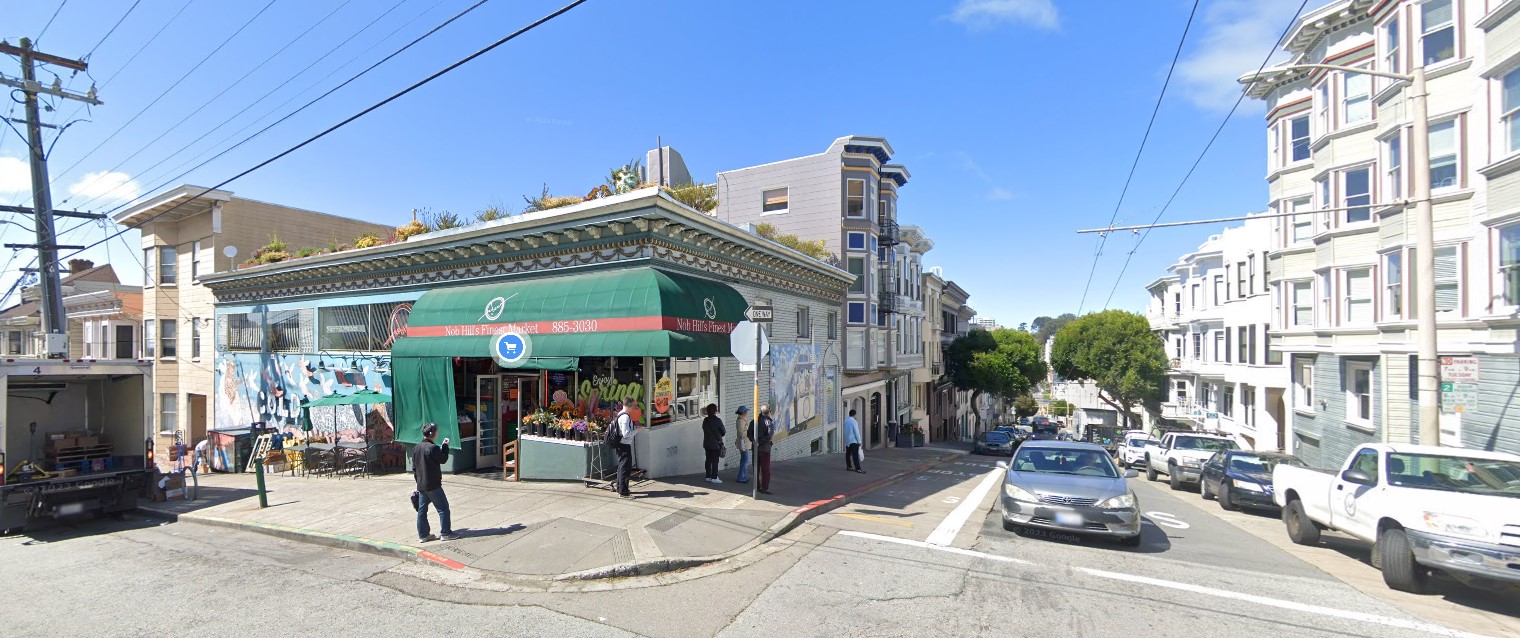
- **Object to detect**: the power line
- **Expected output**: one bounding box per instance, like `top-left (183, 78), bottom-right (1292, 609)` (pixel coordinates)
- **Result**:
top-left (53, 0), bottom-right (198, 134)
top-left (1076, 0), bottom-right (1199, 315)
top-left (66, 0), bottom-right (462, 215)
top-left (37, 1), bottom-right (68, 43)
top-left (56, 0), bottom-right (588, 267)
top-left (62, 0), bottom-right (358, 206)
top-left (36, 0), bottom-right (278, 197)
top-left (1099, 0), bottom-right (1312, 310)
top-left (85, 0), bottom-right (142, 60)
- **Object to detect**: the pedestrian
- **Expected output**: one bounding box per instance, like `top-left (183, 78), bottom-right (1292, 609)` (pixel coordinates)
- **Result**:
top-left (701, 403), bottom-right (725, 484)
top-left (412, 423), bottom-right (458, 542)
top-left (734, 405), bottom-right (752, 484)
top-left (613, 399), bottom-right (636, 497)
top-left (749, 404), bottom-right (775, 495)
top-left (193, 437), bottom-right (211, 474)
top-left (843, 409), bottom-right (863, 474)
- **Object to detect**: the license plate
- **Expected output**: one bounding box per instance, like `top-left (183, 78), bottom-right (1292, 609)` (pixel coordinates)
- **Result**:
top-left (1055, 511), bottom-right (1084, 527)
top-left (56, 503), bottom-right (85, 516)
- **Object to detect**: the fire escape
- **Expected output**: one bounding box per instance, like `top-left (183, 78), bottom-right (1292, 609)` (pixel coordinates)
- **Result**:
top-left (877, 215), bottom-right (900, 317)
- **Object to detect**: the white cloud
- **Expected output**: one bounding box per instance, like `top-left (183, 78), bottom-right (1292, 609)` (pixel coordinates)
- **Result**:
top-left (955, 152), bottom-right (1018, 201)
top-left (1177, 0), bottom-right (1298, 111)
top-left (988, 186), bottom-right (1014, 201)
top-left (67, 170), bottom-right (142, 205)
top-left (945, 0), bottom-right (1059, 31)
top-left (0, 156), bottom-right (29, 195)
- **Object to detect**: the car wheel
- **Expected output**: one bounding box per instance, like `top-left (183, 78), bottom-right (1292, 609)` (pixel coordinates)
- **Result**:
top-left (1283, 500), bottom-right (1320, 546)
top-left (1168, 465), bottom-right (1182, 490)
top-left (1378, 528), bottom-right (1430, 594)
top-left (1200, 479), bottom-right (1214, 500)
top-left (1118, 533), bottom-right (1143, 548)
top-left (1218, 484), bottom-right (1238, 511)
top-left (1146, 459), bottom-right (1158, 482)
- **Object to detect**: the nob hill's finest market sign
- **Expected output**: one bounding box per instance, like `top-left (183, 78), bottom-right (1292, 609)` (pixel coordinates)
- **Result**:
top-left (407, 316), bottom-right (737, 338)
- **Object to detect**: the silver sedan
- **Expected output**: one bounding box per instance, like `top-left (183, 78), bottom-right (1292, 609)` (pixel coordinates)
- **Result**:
top-left (998, 441), bottom-right (1142, 546)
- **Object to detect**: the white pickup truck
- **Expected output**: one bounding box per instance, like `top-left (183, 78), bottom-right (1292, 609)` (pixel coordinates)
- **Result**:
top-left (1273, 443), bottom-right (1520, 593)
top-left (1144, 432), bottom-right (1238, 490)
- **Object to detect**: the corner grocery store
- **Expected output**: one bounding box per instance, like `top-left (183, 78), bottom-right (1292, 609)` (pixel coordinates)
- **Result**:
top-left (201, 189), bottom-right (852, 478)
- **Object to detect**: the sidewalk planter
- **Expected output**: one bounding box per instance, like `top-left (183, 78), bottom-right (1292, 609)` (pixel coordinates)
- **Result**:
top-left (895, 434), bottom-right (914, 448)
top-left (913, 434), bottom-right (924, 447)
top-left (520, 436), bottom-right (614, 480)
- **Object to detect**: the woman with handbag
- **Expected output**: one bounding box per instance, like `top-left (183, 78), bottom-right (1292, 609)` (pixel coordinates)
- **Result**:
top-left (701, 403), bottom-right (725, 484)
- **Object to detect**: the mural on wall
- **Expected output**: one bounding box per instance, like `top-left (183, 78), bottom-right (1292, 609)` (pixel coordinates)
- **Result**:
top-left (770, 344), bottom-right (825, 439)
top-left (216, 352), bottom-right (396, 444)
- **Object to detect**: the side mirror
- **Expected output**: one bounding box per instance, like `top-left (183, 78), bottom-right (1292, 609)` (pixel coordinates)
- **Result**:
top-left (1124, 469), bottom-right (1139, 479)
top-left (1340, 469), bottom-right (1375, 486)
top-left (996, 461), bottom-right (1009, 470)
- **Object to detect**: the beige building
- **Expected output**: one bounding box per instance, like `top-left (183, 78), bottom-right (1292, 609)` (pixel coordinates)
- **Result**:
top-left (114, 185), bottom-right (392, 465)
top-left (0, 260), bottom-right (142, 360)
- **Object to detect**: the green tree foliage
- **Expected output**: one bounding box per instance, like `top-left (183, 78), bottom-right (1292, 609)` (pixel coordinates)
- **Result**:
top-left (946, 328), bottom-right (1048, 430)
top-left (475, 202), bottom-right (510, 222)
top-left (420, 208), bottom-right (463, 231)
top-left (754, 223), bottom-right (834, 262)
top-left (665, 182), bottom-right (719, 213)
top-left (1013, 394), bottom-right (1039, 418)
top-left (1050, 310), bottom-right (1167, 428)
top-left (607, 158), bottom-right (643, 194)
top-left (1048, 399), bottom-right (1074, 418)
top-left (522, 184), bottom-right (583, 213)
top-left (1032, 313), bottom-right (1077, 344)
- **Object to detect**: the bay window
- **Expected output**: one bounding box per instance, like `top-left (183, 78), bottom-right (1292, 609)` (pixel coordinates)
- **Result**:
top-left (1429, 118), bottom-right (1457, 189)
top-left (846, 179), bottom-right (865, 217)
top-left (1291, 196), bottom-right (1313, 243)
top-left (1385, 131), bottom-right (1402, 198)
top-left (1501, 224), bottom-right (1520, 307)
top-left (1319, 271), bottom-right (1333, 326)
top-left (1343, 69), bottom-right (1371, 124)
top-left (1292, 281), bottom-right (1313, 327)
top-left (1435, 245), bottom-right (1460, 312)
top-left (1316, 81), bottom-right (1331, 136)
top-left (1504, 68), bottom-right (1520, 154)
top-left (1420, 0), bottom-right (1455, 66)
top-left (1344, 268), bottom-right (1373, 324)
top-left (1384, 17), bottom-right (1401, 76)
top-left (1385, 251), bottom-right (1403, 318)
top-left (1317, 177), bottom-right (1332, 231)
top-left (1343, 167), bottom-right (1371, 224)
top-left (1290, 116), bottom-right (1310, 161)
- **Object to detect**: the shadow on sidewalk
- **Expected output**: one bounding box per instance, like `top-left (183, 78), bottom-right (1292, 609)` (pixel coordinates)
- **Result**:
top-left (453, 523), bottom-right (527, 539)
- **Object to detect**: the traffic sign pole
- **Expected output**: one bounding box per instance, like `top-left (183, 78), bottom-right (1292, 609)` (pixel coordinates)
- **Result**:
top-left (742, 306), bottom-right (772, 501)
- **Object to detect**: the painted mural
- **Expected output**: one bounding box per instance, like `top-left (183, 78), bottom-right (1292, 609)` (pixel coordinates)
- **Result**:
top-left (215, 352), bottom-right (396, 445)
top-left (770, 344), bottom-right (826, 438)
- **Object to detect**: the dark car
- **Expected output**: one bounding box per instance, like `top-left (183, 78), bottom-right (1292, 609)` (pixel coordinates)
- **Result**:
top-left (1199, 451), bottom-right (1306, 511)
top-left (974, 431), bottom-right (1016, 456)
top-left (1018, 417), bottom-right (1031, 426)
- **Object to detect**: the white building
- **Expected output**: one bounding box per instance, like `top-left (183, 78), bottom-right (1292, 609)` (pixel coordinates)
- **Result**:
top-left (1146, 214), bottom-right (1291, 451)
top-left (1239, 0), bottom-right (1520, 462)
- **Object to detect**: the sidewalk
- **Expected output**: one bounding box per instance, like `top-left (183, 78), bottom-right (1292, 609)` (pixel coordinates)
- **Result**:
top-left (137, 445), bottom-right (962, 580)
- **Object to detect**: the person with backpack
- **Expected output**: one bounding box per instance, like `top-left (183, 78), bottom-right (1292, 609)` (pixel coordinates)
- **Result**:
top-left (749, 405), bottom-right (775, 495)
top-left (700, 403), bottom-right (725, 483)
top-left (607, 399), bottom-right (636, 497)
top-left (734, 405), bottom-right (752, 484)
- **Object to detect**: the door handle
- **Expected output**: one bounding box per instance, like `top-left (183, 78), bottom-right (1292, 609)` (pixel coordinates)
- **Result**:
top-left (1336, 484), bottom-right (1343, 491)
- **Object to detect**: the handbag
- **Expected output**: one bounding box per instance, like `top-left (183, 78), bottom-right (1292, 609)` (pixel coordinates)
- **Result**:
top-left (719, 445), bottom-right (727, 458)
top-left (410, 490), bottom-right (421, 512)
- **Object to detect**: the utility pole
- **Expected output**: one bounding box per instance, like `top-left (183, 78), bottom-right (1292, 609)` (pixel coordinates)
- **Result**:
top-left (0, 38), bottom-right (103, 358)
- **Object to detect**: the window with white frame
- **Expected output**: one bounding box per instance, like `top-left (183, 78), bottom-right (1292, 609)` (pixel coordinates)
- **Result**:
top-left (1429, 118), bottom-right (1458, 189)
top-left (1345, 360), bottom-right (1373, 426)
top-left (1292, 281), bottom-right (1313, 327)
top-left (144, 319), bottom-right (155, 358)
top-left (1504, 68), bottom-right (1520, 154)
top-left (1343, 167), bottom-right (1372, 224)
top-left (1343, 69), bottom-right (1371, 124)
top-left (1501, 224), bottom-right (1520, 307)
top-left (1248, 255), bottom-right (1256, 295)
top-left (1290, 116), bottom-right (1310, 161)
top-left (1236, 261), bottom-right (1247, 299)
top-left (1435, 245), bottom-right (1460, 312)
top-left (1385, 131), bottom-right (1402, 198)
top-left (1316, 81), bottom-right (1331, 136)
top-left (847, 302), bottom-right (866, 325)
top-left (1272, 284), bottom-right (1283, 328)
top-left (1319, 271), bottom-right (1333, 326)
top-left (159, 245), bottom-right (177, 285)
top-left (1269, 126), bottom-right (1279, 168)
top-left (160, 319), bottom-right (177, 358)
top-left (1237, 326), bottom-right (1249, 363)
top-left (191, 317), bottom-right (202, 360)
top-left (845, 179), bottom-right (865, 217)
top-left (1192, 332), bottom-right (1202, 359)
top-left (846, 232), bottom-right (866, 251)
top-left (1191, 283), bottom-right (1200, 309)
top-left (143, 249), bottom-right (154, 288)
top-left (1316, 177), bottom-right (1332, 231)
top-left (1421, 0), bottom-right (1455, 66)
top-left (1242, 384), bottom-right (1256, 427)
top-left (1265, 324), bottom-right (1282, 364)
top-left (1385, 252), bottom-right (1404, 318)
top-left (1344, 268), bottom-right (1373, 324)
top-left (1291, 196), bottom-right (1313, 243)
top-left (847, 258), bottom-right (866, 294)
top-left (191, 239), bottom-right (202, 281)
top-left (1213, 331), bottom-right (1224, 362)
top-left (159, 393), bottom-right (177, 435)
top-left (1384, 17), bottom-right (1401, 76)
top-left (1294, 358), bottom-right (1314, 410)
top-left (762, 187), bottom-right (789, 213)
top-left (1213, 274), bottom-right (1223, 305)
top-left (1222, 384), bottom-right (1235, 417)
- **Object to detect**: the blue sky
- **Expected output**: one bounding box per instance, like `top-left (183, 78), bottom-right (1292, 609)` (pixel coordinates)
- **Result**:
top-left (0, 0), bottom-right (1301, 326)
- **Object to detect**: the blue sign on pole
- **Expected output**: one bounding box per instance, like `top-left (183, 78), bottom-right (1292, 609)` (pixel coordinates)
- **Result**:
top-left (491, 330), bottom-right (531, 368)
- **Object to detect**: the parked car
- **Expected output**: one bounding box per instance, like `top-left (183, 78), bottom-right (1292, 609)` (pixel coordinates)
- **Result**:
top-left (996, 441), bottom-right (1142, 546)
top-left (1116, 436), bottom-right (1155, 468)
top-left (1018, 417), bottom-right (1031, 426)
top-left (1199, 451), bottom-right (1305, 511)
top-left (1273, 443), bottom-right (1520, 593)
top-left (1144, 432), bottom-right (1238, 489)
top-left (973, 431), bottom-right (1015, 456)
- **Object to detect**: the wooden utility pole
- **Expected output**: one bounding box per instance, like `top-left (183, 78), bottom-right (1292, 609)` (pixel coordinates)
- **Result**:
top-left (0, 38), bottom-right (103, 357)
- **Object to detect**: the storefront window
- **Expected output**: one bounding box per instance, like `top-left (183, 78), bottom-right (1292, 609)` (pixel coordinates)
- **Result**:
top-left (318, 301), bottom-right (412, 351)
top-left (576, 357), bottom-right (648, 425)
top-left (668, 357), bottom-right (720, 423)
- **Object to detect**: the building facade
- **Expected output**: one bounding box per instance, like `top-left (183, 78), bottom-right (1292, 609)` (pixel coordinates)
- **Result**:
top-left (934, 277), bottom-right (977, 441)
top-left (1146, 215), bottom-right (1292, 451)
top-left (1241, 0), bottom-right (1520, 463)
top-left (714, 136), bottom-right (921, 448)
top-left (114, 185), bottom-right (393, 467)
top-left (0, 260), bottom-right (141, 361)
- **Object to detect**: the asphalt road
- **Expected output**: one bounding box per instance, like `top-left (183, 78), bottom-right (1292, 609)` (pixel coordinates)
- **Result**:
top-left (2, 452), bottom-right (1513, 638)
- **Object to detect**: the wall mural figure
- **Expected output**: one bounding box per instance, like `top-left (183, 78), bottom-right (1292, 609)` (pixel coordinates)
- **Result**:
top-left (770, 344), bottom-right (825, 439)
top-left (215, 352), bottom-right (396, 445)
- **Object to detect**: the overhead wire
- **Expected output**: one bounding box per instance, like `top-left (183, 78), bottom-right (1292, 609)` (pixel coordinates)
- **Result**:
top-left (36, 1), bottom-right (68, 43)
top-left (85, 0), bottom-right (142, 60)
top-left (57, 0), bottom-right (588, 267)
top-left (1099, 0), bottom-right (1313, 310)
top-left (1076, 0), bottom-right (1199, 316)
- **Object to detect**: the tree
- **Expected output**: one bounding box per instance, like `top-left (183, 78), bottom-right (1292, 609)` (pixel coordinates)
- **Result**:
top-left (1013, 394), bottom-right (1039, 418)
top-left (1048, 399), bottom-right (1074, 419)
top-left (1031, 313), bottom-right (1077, 344)
top-left (946, 328), bottom-right (1048, 431)
top-left (1050, 310), bottom-right (1167, 428)
top-left (1017, 322), bottom-right (1029, 332)
top-left (665, 182), bottom-right (718, 213)
top-left (754, 223), bottom-right (835, 262)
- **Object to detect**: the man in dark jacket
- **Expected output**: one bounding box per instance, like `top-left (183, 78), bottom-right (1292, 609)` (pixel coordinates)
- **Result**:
top-left (749, 405), bottom-right (775, 495)
top-left (700, 403), bottom-right (725, 484)
top-left (412, 423), bottom-right (457, 542)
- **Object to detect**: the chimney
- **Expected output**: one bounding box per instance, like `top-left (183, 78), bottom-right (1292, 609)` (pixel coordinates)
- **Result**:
top-left (68, 259), bottom-right (94, 274)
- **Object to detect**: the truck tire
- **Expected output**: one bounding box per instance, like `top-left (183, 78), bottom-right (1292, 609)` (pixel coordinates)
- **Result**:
top-left (1146, 458), bottom-right (1159, 482)
top-left (1283, 500), bottom-right (1320, 546)
top-left (1218, 484), bottom-right (1238, 511)
top-left (1168, 464), bottom-right (1182, 490)
top-left (1378, 528), bottom-right (1430, 594)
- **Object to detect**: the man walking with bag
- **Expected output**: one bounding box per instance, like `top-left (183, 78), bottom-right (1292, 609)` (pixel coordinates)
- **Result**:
top-left (412, 423), bottom-right (457, 542)
top-left (701, 403), bottom-right (725, 484)
top-left (734, 405), bottom-right (751, 484)
top-left (749, 405), bottom-right (775, 495)
top-left (844, 409), bottom-right (864, 473)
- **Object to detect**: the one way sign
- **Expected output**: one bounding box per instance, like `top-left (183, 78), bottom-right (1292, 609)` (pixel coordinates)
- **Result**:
top-left (744, 305), bottom-right (773, 322)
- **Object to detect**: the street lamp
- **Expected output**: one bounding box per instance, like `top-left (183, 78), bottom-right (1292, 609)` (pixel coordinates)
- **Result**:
top-left (1266, 64), bottom-right (1438, 446)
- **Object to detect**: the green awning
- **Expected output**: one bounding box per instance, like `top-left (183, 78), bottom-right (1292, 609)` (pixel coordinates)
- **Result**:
top-left (390, 337), bottom-right (578, 370)
top-left (299, 389), bottom-right (392, 408)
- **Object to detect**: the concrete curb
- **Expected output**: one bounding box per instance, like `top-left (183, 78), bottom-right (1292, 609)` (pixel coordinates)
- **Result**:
top-left (136, 450), bottom-right (966, 582)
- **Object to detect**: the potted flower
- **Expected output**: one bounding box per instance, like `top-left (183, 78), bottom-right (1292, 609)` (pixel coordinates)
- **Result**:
top-left (905, 423), bottom-right (925, 447)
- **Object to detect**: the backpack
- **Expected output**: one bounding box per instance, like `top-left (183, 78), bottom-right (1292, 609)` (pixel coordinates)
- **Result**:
top-left (605, 413), bottom-right (624, 445)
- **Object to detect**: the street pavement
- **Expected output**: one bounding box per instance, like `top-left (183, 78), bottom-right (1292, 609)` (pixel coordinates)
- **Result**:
top-left (3, 447), bottom-right (1516, 637)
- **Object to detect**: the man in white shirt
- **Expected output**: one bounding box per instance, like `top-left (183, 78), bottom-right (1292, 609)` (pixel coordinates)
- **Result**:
top-left (614, 399), bottom-right (636, 497)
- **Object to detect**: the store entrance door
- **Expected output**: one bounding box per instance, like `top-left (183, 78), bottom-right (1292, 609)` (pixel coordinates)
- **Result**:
top-left (475, 376), bottom-right (501, 468)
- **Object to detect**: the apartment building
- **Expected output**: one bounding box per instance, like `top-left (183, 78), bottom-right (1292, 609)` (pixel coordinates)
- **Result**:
top-left (113, 185), bottom-right (393, 466)
top-left (0, 259), bottom-right (141, 360)
top-left (1240, 0), bottom-right (1520, 463)
top-left (1145, 215), bottom-right (1291, 451)
top-left (933, 276), bottom-right (977, 441)
top-left (715, 136), bottom-right (923, 448)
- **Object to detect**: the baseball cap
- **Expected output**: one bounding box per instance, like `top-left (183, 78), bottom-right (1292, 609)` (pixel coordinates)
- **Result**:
top-left (735, 405), bottom-right (749, 414)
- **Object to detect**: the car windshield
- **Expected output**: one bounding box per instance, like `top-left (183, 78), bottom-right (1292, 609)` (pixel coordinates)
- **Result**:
top-left (1128, 439), bottom-right (1151, 448)
top-left (1227, 454), bottom-right (1303, 474)
top-left (1173, 436), bottom-right (1237, 451)
top-left (1033, 424), bottom-right (1058, 435)
top-left (984, 432), bottom-right (1010, 443)
top-left (1012, 448), bottom-right (1119, 478)
top-left (1386, 453), bottom-right (1520, 499)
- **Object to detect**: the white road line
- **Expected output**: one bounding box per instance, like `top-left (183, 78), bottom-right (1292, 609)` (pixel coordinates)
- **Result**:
top-left (1074, 568), bottom-right (1498, 638)
top-left (837, 530), bottom-right (1032, 564)
top-left (924, 469), bottom-right (1001, 546)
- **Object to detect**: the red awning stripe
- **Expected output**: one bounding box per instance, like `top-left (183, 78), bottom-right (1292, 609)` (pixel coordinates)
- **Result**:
top-left (405, 315), bottom-right (737, 338)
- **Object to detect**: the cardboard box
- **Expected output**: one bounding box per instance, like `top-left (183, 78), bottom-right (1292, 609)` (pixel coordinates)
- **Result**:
top-left (77, 436), bottom-right (99, 448)
top-left (47, 437), bottom-right (78, 450)
top-left (164, 488), bottom-right (185, 500)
